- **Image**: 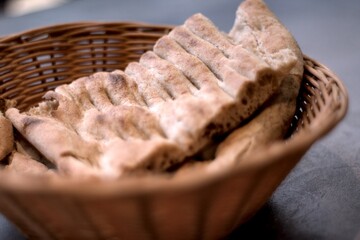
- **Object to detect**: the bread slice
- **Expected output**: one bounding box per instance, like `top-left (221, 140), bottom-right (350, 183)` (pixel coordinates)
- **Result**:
top-left (0, 99), bottom-right (14, 162)
top-left (150, 10), bottom-right (297, 153)
top-left (207, 74), bottom-right (303, 172)
top-left (205, 0), bottom-right (304, 171)
top-left (0, 114), bottom-right (13, 162)
top-left (194, 0), bottom-right (304, 172)
top-left (173, 0), bottom-right (304, 175)
top-left (229, 0), bottom-right (304, 77)
top-left (175, 71), bottom-right (304, 175)
top-left (6, 0), bottom-right (300, 177)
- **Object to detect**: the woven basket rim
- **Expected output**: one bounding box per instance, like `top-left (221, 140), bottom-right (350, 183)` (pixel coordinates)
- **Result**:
top-left (0, 21), bottom-right (348, 198)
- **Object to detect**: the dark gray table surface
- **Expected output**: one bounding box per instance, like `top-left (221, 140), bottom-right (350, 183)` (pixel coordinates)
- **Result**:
top-left (1, 0), bottom-right (359, 239)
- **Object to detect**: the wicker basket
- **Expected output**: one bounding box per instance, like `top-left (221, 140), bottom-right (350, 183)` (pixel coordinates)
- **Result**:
top-left (0, 22), bottom-right (348, 240)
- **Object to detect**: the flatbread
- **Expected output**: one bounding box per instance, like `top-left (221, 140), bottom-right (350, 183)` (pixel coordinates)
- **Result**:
top-left (5, 0), bottom-right (300, 177)
top-left (229, 0), bottom-right (303, 77)
top-left (175, 71), bottom-right (303, 175)
top-left (175, 0), bottom-right (304, 174)
top-left (207, 74), bottom-right (302, 172)
top-left (150, 8), bottom-right (297, 153)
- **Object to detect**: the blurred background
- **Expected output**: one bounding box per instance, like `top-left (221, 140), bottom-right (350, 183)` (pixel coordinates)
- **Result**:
top-left (0, 0), bottom-right (70, 16)
top-left (0, 0), bottom-right (359, 239)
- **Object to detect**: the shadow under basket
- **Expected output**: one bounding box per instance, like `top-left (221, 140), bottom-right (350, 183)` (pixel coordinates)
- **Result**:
top-left (0, 22), bottom-right (348, 240)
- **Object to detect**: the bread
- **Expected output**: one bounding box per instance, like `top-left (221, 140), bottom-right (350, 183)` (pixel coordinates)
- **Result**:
top-left (0, 115), bottom-right (13, 161)
top-left (0, 99), bottom-right (14, 162)
top-left (5, 71), bottom-right (180, 177)
top-left (171, 0), bottom-right (304, 175)
top-left (4, 0), bottom-right (302, 178)
top-left (205, 0), bottom-right (304, 171)
top-left (4, 151), bottom-right (53, 176)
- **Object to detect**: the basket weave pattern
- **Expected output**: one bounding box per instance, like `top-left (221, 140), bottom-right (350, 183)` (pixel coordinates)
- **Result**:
top-left (0, 22), bottom-right (348, 240)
